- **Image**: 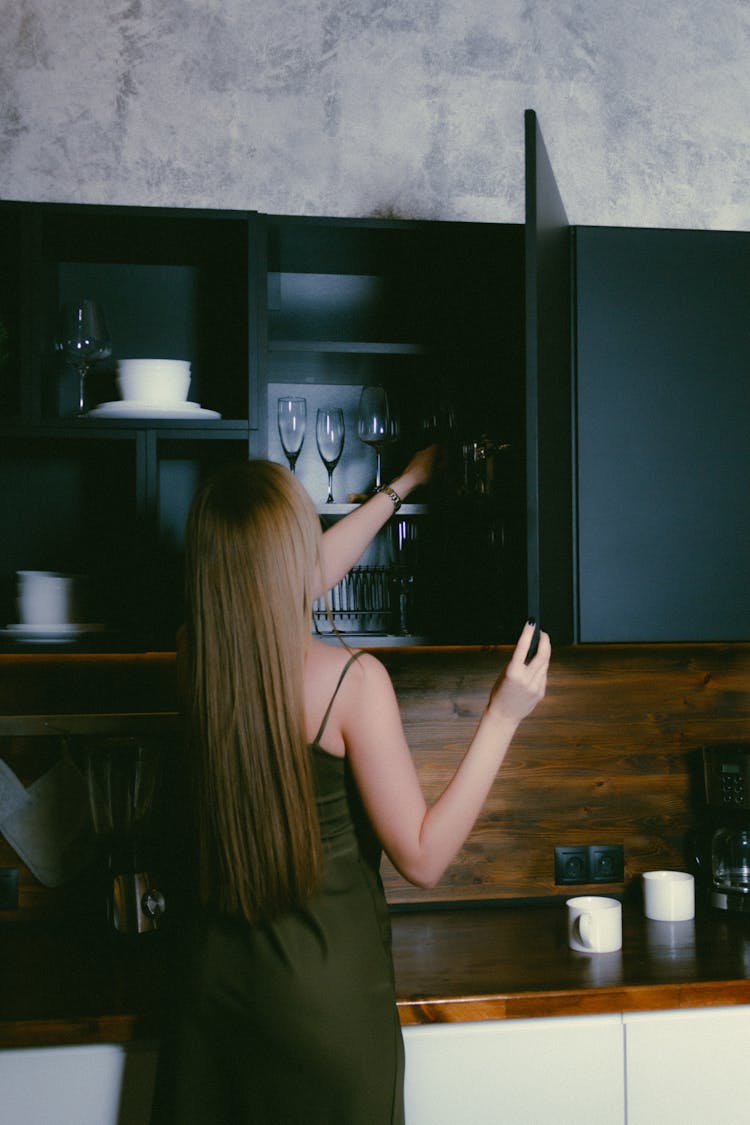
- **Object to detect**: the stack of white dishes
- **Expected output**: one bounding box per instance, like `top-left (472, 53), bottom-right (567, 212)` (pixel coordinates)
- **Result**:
top-left (88, 359), bottom-right (221, 419)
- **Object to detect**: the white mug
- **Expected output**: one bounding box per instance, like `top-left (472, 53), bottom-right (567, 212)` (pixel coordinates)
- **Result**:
top-left (16, 570), bottom-right (76, 627)
top-left (567, 895), bottom-right (622, 953)
top-left (642, 870), bottom-right (695, 921)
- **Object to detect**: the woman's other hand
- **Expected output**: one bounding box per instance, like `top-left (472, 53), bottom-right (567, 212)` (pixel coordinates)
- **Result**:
top-left (486, 620), bottom-right (550, 727)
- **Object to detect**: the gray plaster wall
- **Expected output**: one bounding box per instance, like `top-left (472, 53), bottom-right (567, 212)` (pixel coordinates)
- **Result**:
top-left (1, 0), bottom-right (749, 229)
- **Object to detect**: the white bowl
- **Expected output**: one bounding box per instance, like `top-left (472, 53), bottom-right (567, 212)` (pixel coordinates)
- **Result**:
top-left (116, 359), bottom-right (191, 405)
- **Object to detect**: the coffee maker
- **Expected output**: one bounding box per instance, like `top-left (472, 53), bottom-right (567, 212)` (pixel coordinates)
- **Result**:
top-left (84, 737), bottom-right (166, 935)
top-left (701, 743), bottom-right (750, 914)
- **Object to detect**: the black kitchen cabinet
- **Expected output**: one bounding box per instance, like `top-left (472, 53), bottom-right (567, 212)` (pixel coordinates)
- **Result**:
top-left (574, 226), bottom-right (750, 641)
top-left (6, 112), bottom-right (742, 652)
top-left (261, 211), bottom-right (529, 645)
top-left (0, 179), bottom-right (543, 650)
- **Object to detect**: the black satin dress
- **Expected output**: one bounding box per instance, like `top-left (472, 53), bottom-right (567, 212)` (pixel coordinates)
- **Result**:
top-left (151, 656), bottom-right (405, 1124)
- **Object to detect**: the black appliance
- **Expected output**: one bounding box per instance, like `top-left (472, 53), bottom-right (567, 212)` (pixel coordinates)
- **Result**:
top-left (701, 743), bottom-right (750, 914)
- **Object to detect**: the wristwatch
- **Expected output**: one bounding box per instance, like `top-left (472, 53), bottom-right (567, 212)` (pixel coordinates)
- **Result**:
top-left (376, 484), bottom-right (402, 513)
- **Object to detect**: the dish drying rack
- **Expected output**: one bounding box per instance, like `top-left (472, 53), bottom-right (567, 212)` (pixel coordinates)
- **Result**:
top-left (314, 565), bottom-right (397, 635)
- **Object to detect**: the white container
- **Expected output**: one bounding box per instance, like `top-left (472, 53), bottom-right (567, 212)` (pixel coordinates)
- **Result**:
top-left (116, 359), bottom-right (191, 405)
top-left (642, 870), bottom-right (695, 921)
top-left (16, 570), bottom-right (77, 626)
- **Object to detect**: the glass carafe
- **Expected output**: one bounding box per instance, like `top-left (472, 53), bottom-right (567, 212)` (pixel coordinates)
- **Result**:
top-left (711, 826), bottom-right (750, 894)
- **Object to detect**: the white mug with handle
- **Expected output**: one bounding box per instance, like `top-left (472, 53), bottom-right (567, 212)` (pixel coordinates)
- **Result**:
top-left (567, 895), bottom-right (622, 953)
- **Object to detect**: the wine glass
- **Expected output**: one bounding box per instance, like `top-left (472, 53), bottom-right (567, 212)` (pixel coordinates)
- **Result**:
top-left (420, 388), bottom-right (456, 443)
top-left (277, 396), bottom-right (307, 473)
top-left (357, 386), bottom-right (391, 492)
top-left (392, 516), bottom-right (420, 635)
top-left (55, 299), bottom-right (111, 415)
top-left (316, 407), bottom-right (345, 504)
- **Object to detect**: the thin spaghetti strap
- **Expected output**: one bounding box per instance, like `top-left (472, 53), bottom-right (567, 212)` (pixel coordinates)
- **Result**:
top-left (312, 652), bottom-right (363, 746)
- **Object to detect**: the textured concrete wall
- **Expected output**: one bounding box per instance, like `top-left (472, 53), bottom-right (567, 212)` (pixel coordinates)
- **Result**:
top-left (1, 0), bottom-right (749, 229)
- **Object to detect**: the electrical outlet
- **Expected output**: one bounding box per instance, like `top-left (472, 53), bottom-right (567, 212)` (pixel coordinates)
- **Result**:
top-left (554, 846), bottom-right (589, 885)
top-left (0, 868), bottom-right (19, 910)
top-left (554, 844), bottom-right (625, 885)
top-left (589, 844), bottom-right (624, 883)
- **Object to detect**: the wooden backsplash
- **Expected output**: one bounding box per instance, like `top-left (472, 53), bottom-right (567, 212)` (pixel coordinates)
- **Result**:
top-left (1, 644), bottom-right (749, 919)
top-left (378, 643), bottom-right (750, 904)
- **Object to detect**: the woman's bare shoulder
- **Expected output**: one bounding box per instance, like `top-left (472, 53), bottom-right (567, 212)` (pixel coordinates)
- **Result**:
top-left (307, 638), bottom-right (375, 673)
top-left (305, 642), bottom-right (389, 715)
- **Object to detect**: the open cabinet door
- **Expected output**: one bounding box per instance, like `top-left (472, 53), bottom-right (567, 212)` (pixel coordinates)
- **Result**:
top-left (524, 108), bottom-right (574, 645)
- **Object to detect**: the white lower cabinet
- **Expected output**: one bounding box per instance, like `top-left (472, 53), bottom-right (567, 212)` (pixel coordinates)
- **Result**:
top-left (1, 1019), bottom-right (625, 1125)
top-left (0, 1043), bottom-right (158, 1125)
top-left (623, 1006), bottom-right (750, 1125)
top-left (5, 1006), bottom-right (750, 1124)
top-left (403, 1014), bottom-right (626, 1125)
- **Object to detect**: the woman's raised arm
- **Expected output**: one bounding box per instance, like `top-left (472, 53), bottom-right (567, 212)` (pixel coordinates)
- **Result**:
top-left (342, 621), bottom-right (550, 888)
top-left (314, 445), bottom-right (438, 597)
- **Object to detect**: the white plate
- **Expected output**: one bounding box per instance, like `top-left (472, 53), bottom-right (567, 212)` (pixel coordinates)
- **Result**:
top-left (86, 401), bottom-right (221, 419)
top-left (3, 623), bottom-right (106, 643)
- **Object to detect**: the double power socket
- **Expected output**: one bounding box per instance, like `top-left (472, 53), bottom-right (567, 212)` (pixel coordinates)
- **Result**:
top-left (554, 844), bottom-right (624, 885)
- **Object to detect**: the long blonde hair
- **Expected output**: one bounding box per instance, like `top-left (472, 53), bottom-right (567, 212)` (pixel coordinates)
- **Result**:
top-left (184, 459), bottom-right (323, 923)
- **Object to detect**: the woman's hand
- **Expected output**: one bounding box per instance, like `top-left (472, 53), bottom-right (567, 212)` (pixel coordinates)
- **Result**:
top-left (390, 444), bottom-right (440, 498)
top-left (486, 620), bottom-right (550, 726)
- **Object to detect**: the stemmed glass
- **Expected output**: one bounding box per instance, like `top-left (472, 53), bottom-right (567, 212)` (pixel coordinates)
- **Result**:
top-left (357, 385), bottom-right (391, 492)
top-left (392, 516), bottom-right (420, 635)
top-left (277, 396), bottom-right (307, 473)
top-left (55, 299), bottom-right (111, 415)
top-left (316, 407), bottom-right (345, 503)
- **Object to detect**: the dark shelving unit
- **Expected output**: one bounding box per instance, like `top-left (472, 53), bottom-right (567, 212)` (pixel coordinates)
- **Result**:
top-left (0, 187), bottom-right (538, 651)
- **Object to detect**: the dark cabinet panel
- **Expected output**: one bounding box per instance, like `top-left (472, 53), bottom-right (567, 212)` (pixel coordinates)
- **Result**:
top-left (524, 109), bottom-right (574, 645)
top-left (0, 204), bottom-right (25, 417)
top-left (575, 226), bottom-right (750, 641)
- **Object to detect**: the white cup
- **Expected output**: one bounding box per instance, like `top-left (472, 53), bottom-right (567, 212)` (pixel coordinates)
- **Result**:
top-left (16, 571), bottom-right (77, 627)
top-left (642, 870), bottom-right (695, 921)
top-left (567, 895), bottom-right (622, 953)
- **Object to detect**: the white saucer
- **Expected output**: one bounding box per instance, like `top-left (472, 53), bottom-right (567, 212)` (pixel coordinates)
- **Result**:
top-left (87, 401), bottom-right (221, 420)
top-left (3, 623), bottom-right (106, 643)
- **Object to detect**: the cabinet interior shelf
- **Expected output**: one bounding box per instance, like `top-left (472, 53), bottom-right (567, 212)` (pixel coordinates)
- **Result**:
top-left (317, 633), bottom-right (427, 648)
top-left (269, 340), bottom-right (427, 356)
top-left (78, 419), bottom-right (249, 432)
top-left (0, 420), bottom-right (250, 435)
top-left (316, 503), bottom-right (427, 516)
top-left (0, 712), bottom-right (179, 737)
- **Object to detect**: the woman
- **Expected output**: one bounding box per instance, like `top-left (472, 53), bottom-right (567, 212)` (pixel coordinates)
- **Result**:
top-left (151, 449), bottom-right (550, 1125)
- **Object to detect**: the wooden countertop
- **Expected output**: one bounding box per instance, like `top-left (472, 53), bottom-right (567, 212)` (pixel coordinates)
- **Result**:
top-left (392, 899), bottom-right (750, 1023)
top-left (3, 900), bottom-right (750, 1048)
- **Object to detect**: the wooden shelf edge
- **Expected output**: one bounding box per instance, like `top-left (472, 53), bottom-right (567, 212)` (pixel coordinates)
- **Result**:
top-left (0, 712), bottom-right (179, 736)
top-left (0, 1013), bottom-right (159, 1050)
